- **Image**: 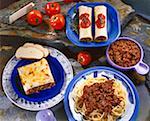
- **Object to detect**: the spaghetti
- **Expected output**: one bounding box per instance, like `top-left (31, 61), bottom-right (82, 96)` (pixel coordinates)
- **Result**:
top-left (71, 77), bottom-right (127, 121)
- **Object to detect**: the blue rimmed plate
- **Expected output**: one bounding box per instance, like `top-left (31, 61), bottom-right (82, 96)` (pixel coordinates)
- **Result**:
top-left (11, 55), bottom-right (64, 102)
top-left (2, 46), bottom-right (73, 111)
top-left (64, 66), bottom-right (139, 121)
top-left (66, 2), bottom-right (120, 47)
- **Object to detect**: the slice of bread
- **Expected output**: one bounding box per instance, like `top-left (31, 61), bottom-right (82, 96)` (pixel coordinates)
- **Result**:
top-left (23, 43), bottom-right (35, 47)
top-left (23, 43), bottom-right (49, 57)
top-left (34, 44), bottom-right (49, 57)
top-left (15, 46), bottom-right (44, 59)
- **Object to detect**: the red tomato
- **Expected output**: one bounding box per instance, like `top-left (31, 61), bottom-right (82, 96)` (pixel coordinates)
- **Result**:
top-left (77, 51), bottom-right (92, 66)
top-left (50, 14), bottom-right (65, 30)
top-left (45, 2), bottom-right (61, 16)
top-left (95, 13), bottom-right (105, 28)
top-left (79, 13), bottom-right (91, 29)
top-left (79, 13), bottom-right (89, 19)
top-left (27, 10), bottom-right (43, 26)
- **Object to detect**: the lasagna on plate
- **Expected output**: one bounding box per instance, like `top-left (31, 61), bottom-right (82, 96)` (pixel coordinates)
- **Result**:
top-left (18, 58), bottom-right (55, 95)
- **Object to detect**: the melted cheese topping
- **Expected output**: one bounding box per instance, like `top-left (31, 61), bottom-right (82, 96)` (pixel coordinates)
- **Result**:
top-left (18, 58), bottom-right (55, 92)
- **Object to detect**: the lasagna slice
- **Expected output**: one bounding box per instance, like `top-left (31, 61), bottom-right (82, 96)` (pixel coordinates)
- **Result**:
top-left (18, 58), bottom-right (55, 95)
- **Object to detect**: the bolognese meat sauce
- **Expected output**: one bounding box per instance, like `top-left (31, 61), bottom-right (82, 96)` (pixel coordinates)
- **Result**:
top-left (108, 40), bottom-right (141, 67)
top-left (77, 80), bottom-right (121, 117)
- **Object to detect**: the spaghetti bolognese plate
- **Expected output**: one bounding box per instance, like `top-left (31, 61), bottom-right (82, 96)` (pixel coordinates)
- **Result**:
top-left (64, 66), bottom-right (139, 121)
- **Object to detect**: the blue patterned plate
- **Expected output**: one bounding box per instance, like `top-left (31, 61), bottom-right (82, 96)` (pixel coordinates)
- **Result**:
top-left (2, 46), bottom-right (73, 111)
top-left (66, 2), bottom-right (120, 47)
top-left (64, 66), bottom-right (139, 121)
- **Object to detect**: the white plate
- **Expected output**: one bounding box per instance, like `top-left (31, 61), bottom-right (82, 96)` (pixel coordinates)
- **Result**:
top-left (2, 46), bottom-right (73, 111)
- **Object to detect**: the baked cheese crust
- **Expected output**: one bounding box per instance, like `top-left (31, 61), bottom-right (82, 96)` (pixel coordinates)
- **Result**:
top-left (18, 58), bottom-right (55, 95)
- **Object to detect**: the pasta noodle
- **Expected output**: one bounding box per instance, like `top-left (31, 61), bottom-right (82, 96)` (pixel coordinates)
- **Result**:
top-left (71, 77), bottom-right (127, 121)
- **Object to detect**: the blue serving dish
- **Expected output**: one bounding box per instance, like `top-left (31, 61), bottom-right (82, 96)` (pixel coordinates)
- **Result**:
top-left (11, 55), bottom-right (65, 102)
top-left (66, 2), bottom-right (121, 47)
top-left (64, 66), bottom-right (139, 121)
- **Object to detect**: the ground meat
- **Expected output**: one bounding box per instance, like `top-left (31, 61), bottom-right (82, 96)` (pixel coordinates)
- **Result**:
top-left (77, 80), bottom-right (121, 117)
top-left (108, 40), bottom-right (141, 67)
top-left (26, 83), bottom-right (55, 95)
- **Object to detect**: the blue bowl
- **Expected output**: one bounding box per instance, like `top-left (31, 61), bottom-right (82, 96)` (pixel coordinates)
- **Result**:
top-left (66, 2), bottom-right (120, 47)
top-left (11, 55), bottom-right (65, 102)
top-left (64, 66), bottom-right (139, 121)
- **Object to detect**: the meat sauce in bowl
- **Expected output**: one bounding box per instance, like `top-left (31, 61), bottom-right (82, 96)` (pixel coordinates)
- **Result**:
top-left (108, 39), bottom-right (141, 67)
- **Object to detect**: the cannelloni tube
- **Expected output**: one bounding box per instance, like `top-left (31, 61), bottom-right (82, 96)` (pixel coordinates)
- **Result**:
top-left (94, 6), bottom-right (108, 42)
top-left (79, 6), bottom-right (93, 41)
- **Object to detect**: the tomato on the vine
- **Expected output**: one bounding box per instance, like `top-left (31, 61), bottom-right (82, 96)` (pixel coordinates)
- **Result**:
top-left (27, 10), bottom-right (43, 26)
top-left (45, 2), bottom-right (61, 16)
top-left (77, 51), bottom-right (92, 66)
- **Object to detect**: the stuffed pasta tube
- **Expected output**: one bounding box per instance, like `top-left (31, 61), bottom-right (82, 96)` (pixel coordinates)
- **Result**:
top-left (79, 6), bottom-right (93, 41)
top-left (94, 6), bottom-right (108, 42)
